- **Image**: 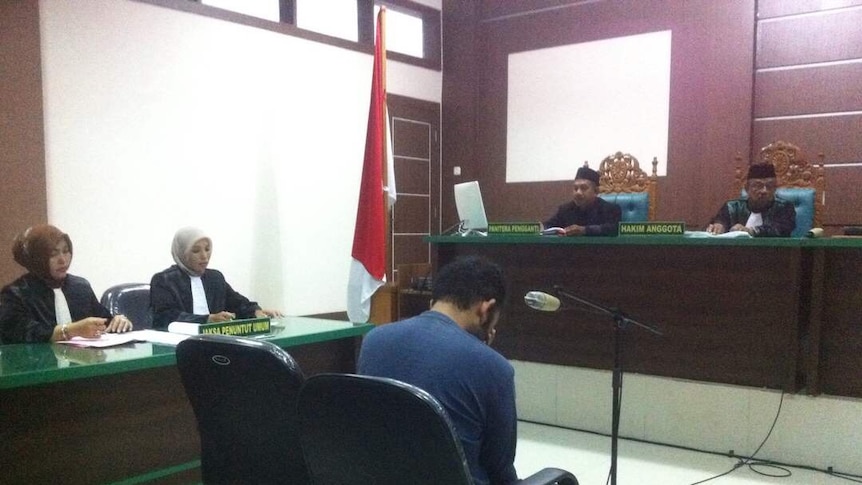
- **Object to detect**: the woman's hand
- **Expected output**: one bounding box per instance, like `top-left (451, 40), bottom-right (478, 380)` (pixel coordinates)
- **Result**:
top-left (256, 309), bottom-right (283, 319)
top-left (106, 314), bottom-right (133, 333)
top-left (70, 317), bottom-right (108, 338)
top-left (208, 311), bottom-right (235, 323)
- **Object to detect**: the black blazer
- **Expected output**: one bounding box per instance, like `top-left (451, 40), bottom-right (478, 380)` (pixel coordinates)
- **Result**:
top-left (0, 273), bottom-right (111, 344)
top-left (149, 265), bottom-right (261, 330)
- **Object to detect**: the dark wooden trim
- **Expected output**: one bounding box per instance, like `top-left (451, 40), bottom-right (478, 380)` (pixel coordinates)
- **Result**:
top-left (752, 114), bottom-right (862, 165)
top-left (358, 0), bottom-right (375, 45)
top-left (755, 62), bottom-right (862, 117)
top-left (805, 248), bottom-right (825, 394)
top-left (757, 0), bottom-right (862, 19)
top-left (133, 0), bottom-right (368, 53)
top-left (131, 0), bottom-right (440, 70)
top-left (279, 0), bottom-right (295, 25)
top-left (817, 248), bottom-right (862, 396)
top-left (304, 311), bottom-right (349, 321)
top-left (0, 0), bottom-right (48, 287)
top-left (756, 7), bottom-right (862, 68)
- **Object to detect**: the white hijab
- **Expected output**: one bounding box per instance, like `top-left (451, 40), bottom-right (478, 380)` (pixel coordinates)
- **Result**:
top-left (171, 227), bottom-right (211, 277)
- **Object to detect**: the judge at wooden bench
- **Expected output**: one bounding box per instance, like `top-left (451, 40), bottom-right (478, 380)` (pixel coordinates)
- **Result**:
top-left (541, 166), bottom-right (622, 236)
top-left (706, 164), bottom-right (796, 237)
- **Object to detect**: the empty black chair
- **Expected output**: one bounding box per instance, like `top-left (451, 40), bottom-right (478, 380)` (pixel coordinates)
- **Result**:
top-left (297, 373), bottom-right (578, 485)
top-left (176, 334), bottom-right (309, 484)
top-left (100, 283), bottom-right (152, 329)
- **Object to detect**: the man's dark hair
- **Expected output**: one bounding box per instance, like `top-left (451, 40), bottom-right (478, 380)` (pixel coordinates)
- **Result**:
top-left (431, 256), bottom-right (506, 310)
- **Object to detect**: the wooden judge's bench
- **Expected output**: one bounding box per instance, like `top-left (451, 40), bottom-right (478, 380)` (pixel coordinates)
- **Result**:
top-left (427, 234), bottom-right (862, 398)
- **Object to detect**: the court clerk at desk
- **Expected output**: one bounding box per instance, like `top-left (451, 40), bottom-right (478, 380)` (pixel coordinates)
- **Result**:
top-left (0, 224), bottom-right (133, 344)
top-left (541, 166), bottom-right (622, 236)
top-left (149, 227), bottom-right (282, 330)
top-left (706, 163), bottom-right (796, 237)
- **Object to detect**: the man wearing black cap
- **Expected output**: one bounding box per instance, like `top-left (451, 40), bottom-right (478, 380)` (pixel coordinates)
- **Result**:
top-left (541, 165), bottom-right (622, 236)
top-left (706, 163), bottom-right (796, 237)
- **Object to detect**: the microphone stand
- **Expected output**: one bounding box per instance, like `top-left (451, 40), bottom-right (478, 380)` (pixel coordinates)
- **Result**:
top-left (554, 287), bottom-right (662, 485)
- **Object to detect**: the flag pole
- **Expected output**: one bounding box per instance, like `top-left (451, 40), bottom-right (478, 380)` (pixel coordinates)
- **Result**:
top-left (346, 7), bottom-right (394, 324)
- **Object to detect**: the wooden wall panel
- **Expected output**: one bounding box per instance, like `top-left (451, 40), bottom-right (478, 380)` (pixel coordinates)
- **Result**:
top-left (758, 0), bottom-right (862, 18)
top-left (752, 115), bottom-right (862, 164)
top-left (443, 0), bottom-right (756, 231)
top-left (817, 249), bottom-right (862, 396)
top-left (392, 117), bottom-right (430, 159)
top-left (822, 168), bottom-right (862, 226)
top-left (755, 62), bottom-right (862, 117)
top-left (393, 234), bottom-right (430, 265)
top-left (394, 158), bottom-right (430, 194)
top-left (392, 195), bottom-right (430, 233)
top-left (757, 7), bottom-right (862, 68)
top-left (0, 0), bottom-right (48, 286)
top-left (478, 0), bottom-right (583, 20)
top-left (754, 3), bottom-right (862, 228)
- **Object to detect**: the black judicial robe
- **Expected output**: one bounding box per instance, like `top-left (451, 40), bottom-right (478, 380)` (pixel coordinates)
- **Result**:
top-left (149, 265), bottom-right (261, 330)
top-left (543, 198), bottom-right (622, 236)
top-left (0, 273), bottom-right (111, 344)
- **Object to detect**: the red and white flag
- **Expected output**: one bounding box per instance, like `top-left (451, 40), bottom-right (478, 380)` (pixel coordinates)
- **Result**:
top-left (347, 8), bottom-right (395, 323)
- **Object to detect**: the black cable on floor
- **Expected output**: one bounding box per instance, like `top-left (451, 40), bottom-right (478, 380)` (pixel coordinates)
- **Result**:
top-left (747, 460), bottom-right (792, 478)
top-left (520, 395), bottom-right (862, 483)
top-left (687, 389), bottom-right (786, 484)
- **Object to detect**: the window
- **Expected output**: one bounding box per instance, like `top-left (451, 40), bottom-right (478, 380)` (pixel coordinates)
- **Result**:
top-left (297, 0), bottom-right (358, 42)
top-left (375, 4), bottom-right (424, 58)
top-left (160, 0), bottom-right (440, 70)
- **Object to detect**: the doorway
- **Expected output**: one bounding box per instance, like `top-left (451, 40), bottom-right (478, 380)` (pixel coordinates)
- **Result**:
top-left (387, 94), bottom-right (441, 282)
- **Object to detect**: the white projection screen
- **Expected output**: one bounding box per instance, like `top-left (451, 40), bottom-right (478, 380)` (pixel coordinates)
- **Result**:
top-left (506, 30), bottom-right (671, 182)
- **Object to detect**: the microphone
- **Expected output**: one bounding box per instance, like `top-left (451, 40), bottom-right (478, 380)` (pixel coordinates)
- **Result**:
top-left (524, 291), bottom-right (561, 312)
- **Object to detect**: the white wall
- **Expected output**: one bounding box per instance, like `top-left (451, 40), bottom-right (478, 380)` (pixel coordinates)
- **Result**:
top-left (38, 0), bottom-right (441, 316)
top-left (514, 361), bottom-right (862, 475)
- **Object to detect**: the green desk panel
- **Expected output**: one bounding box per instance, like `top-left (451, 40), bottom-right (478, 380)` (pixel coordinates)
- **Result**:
top-left (0, 317), bottom-right (372, 484)
top-left (0, 316), bottom-right (372, 389)
top-left (428, 234), bottom-right (810, 247)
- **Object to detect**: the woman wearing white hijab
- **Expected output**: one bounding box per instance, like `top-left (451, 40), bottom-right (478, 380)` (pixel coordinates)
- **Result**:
top-left (149, 227), bottom-right (282, 330)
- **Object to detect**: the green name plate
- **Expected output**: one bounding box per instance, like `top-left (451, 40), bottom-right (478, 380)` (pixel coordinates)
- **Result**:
top-left (199, 317), bottom-right (272, 336)
top-left (619, 222), bottom-right (686, 235)
top-left (487, 222), bottom-right (542, 235)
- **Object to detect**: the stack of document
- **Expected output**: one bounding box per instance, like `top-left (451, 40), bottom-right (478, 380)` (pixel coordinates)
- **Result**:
top-left (57, 329), bottom-right (189, 347)
top-left (683, 230), bottom-right (752, 238)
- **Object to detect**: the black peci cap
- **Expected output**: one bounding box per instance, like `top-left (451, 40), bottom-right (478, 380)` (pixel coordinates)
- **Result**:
top-left (575, 166), bottom-right (600, 186)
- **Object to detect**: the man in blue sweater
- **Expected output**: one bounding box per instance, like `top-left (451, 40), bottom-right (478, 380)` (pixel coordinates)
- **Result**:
top-left (358, 256), bottom-right (517, 485)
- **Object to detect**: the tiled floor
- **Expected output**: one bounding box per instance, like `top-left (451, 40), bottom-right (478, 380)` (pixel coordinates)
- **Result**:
top-left (514, 421), bottom-right (861, 485)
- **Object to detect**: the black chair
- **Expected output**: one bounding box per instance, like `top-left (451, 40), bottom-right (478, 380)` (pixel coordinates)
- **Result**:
top-left (297, 373), bottom-right (578, 485)
top-left (100, 283), bottom-right (152, 329)
top-left (175, 334), bottom-right (309, 485)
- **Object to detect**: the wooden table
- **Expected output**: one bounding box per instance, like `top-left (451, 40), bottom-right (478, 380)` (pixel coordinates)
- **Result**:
top-left (0, 317), bottom-right (372, 485)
